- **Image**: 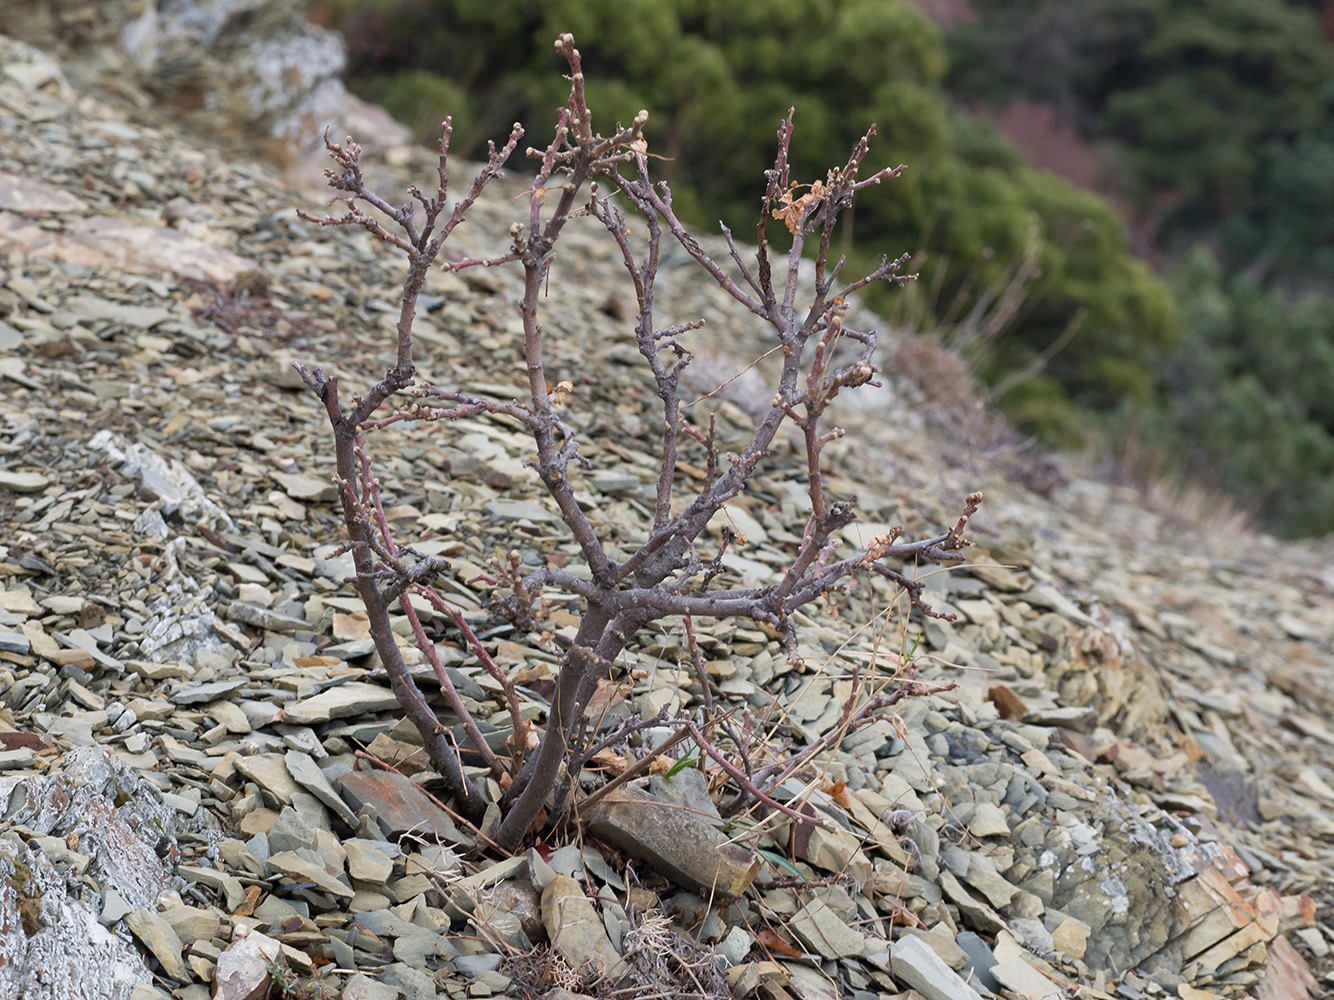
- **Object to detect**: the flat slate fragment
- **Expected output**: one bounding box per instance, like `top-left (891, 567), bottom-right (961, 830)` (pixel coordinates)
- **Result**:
top-left (541, 875), bottom-right (627, 981)
top-left (789, 893), bottom-right (866, 959)
top-left (225, 602), bottom-right (311, 633)
top-left (336, 769), bottom-right (464, 844)
top-left (0, 471), bottom-right (49, 493)
top-left (170, 678), bottom-right (248, 705)
top-left (283, 682), bottom-right (400, 724)
top-left (582, 785), bottom-right (760, 896)
top-left (889, 934), bottom-right (985, 1000)
top-left (284, 749), bottom-right (358, 825)
top-left (266, 850), bottom-right (353, 898)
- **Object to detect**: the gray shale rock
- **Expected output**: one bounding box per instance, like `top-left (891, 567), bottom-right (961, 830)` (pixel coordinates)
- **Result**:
top-left (0, 746), bottom-right (189, 999)
top-left (582, 785), bottom-right (760, 897)
top-left (0, 841), bottom-right (152, 1000)
top-left (4, 746), bottom-right (183, 910)
top-left (889, 933), bottom-right (985, 1000)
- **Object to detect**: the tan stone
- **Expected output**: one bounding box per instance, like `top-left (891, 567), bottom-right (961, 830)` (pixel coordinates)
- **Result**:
top-left (541, 875), bottom-right (626, 981)
top-left (1050, 919), bottom-right (1088, 960)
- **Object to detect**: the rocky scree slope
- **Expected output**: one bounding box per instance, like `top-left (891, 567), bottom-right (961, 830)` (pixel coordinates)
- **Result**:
top-left (0, 27), bottom-right (1332, 1000)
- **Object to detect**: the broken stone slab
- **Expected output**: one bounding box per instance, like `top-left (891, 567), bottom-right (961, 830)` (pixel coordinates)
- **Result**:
top-left (0, 470), bottom-right (49, 494)
top-left (889, 933), bottom-right (985, 1000)
top-left (0, 588), bottom-right (39, 615)
top-left (961, 851), bottom-right (1018, 909)
top-left (483, 498), bottom-right (561, 523)
top-left (716, 923), bottom-right (755, 966)
top-left (266, 850), bottom-right (353, 899)
top-left (1023, 705), bottom-right (1099, 733)
top-left (378, 962), bottom-right (436, 1000)
top-left (159, 904), bottom-right (221, 947)
top-left (955, 930), bottom-right (1001, 993)
top-left (233, 753), bottom-right (303, 806)
top-left (54, 629), bottom-right (125, 672)
top-left (0, 629), bottom-right (29, 654)
top-left (868, 859), bottom-right (940, 904)
top-left (176, 854), bottom-right (247, 907)
top-left (270, 471), bottom-right (338, 503)
top-left (341, 974), bottom-right (402, 1000)
top-left (788, 891), bottom-right (866, 959)
top-left (33, 713), bottom-right (97, 747)
top-left (225, 602), bottom-right (311, 633)
top-left (1020, 584), bottom-right (1096, 625)
top-left (284, 750), bottom-right (357, 826)
top-left (727, 961), bottom-right (791, 998)
top-left (63, 294), bottom-right (173, 330)
top-left (904, 923), bottom-right (969, 971)
top-left (125, 909), bottom-right (189, 982)
top-left (941, 871), bottom-right (1008, 935)
top-left (202, 699), bottom-right (251, 735)
top-left (472, 880), bottom-right (541, 950)
top-left (343, 839), bottom-right (396, 884)
top-left (582, 785), bottom-right (759, 897)
top-left (335, 769), bottom-right (464, 844)
top-left (267, 807), bottom-right (319, 854)
top-left (990, 956), bottom-right (1060, 999)
top-left (443, 855), bottom-right (528, 918)
top-left (542, 874), bottom-right (627, 982)
top-left (169, 678), bottom-right (248, 706)
top-left (794, 816), bottom-right (873, 884)
top-left (213, 928), bottom-right (282, 1000)
top-left (1050, 918), bottom-right (1088, 960)
top-left (283, 682), bottom-right (400, 725)
top-left (967, 802), bottom-right (1012, 838)
top-left (647, 766), bottom-right (722, 824)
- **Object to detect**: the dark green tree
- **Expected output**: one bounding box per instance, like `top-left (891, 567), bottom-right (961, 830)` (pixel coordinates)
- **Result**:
top-left (318, 0), bottom-right (1179, 439)
top-left (1147, 251), bottom-right (1334, 536)
top-left (950, 0), bottom-right (1334, 282)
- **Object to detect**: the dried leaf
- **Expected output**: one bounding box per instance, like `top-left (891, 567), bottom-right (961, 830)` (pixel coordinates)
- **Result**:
top-left (988, 684), bottom-right (1029, 721)
top-left (584, 677), bottom-right (630, 717)
top-left (755, 929), bottom-right (803, 958)
top-left (589, 748), bottom-right (628, 770)
top-left (233, 884), bottom-right (263, 917)
top-left (770, 180), bottom-right (827, 235)
top-left (826, 779), bottom-right (854, 811)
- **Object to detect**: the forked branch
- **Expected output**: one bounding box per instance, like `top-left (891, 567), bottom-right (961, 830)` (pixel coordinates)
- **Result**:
top-left (298, 33), bottom-right (982, 854)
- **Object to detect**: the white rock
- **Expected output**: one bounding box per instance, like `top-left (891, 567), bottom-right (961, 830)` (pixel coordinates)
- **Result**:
top-left (213, 928), bottom-right (282, 1000)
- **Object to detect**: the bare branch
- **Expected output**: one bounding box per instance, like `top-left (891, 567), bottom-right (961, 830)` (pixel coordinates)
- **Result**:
top-left (296, 33), bottom-right (981, 857)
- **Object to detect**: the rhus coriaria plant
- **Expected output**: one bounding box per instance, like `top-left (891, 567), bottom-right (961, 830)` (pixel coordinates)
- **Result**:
top-left (297, 34), bottom-right (981, 851)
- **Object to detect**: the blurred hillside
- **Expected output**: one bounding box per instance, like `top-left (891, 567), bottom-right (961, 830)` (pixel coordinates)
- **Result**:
top-left (311, 0), bottom-right (1334, 536)
top-left (949, 0), bottom-right (1334, 536)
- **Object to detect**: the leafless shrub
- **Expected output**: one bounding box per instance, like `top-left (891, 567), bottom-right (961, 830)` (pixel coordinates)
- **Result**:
top-left (296, 34), bottom-right (982, 852)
